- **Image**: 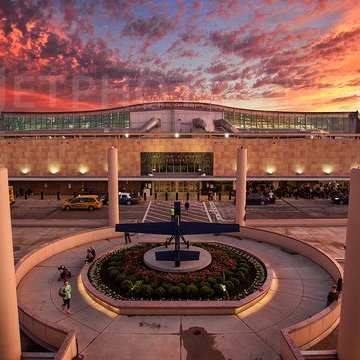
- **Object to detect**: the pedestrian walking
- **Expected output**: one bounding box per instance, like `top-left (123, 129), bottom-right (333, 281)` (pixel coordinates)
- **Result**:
top-left (59, 280), bottom-right (72, 314)
top-left (125, 232), bottom-right (131, 243)
top-left (184, 201), bottom-right (190, 214)
top-left (57, 265), bottom-right (71, 281)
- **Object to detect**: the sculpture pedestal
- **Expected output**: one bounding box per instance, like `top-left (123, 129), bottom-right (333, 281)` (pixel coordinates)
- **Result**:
top-left (143, 245), bottom-right (212, 273)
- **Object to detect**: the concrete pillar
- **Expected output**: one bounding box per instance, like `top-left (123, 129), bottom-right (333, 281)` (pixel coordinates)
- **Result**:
top-left (338, 168), bottom-right (360, 359)
top-left (108, 147), bottom-right (119, 227)
top-left (235, 147), bottom-right (247, 226)
top-left (0, 168), bottom-right (21, 359)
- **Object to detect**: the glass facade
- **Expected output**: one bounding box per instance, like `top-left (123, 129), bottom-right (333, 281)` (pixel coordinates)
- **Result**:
top-left (141, 152), bottom-right (214, 175)
top-left (224, 111), bottom-right (353, 133)
top-left (0, 102), bottom-right (358, 133)
top-left (1, 111), bottom-right (130, 131)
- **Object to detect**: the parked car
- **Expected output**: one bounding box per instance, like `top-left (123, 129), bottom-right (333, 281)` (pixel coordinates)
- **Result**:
top-left (119, 192), bottom-right (141, 205)
top-left (332, 193), bottom-right (349, 205)
top-left (246, 193), bottom-right (270, 205)
top-left (99, 194), bottom-right (108, 205)
top-left (233, 193), bottom-right (270, 205)
top-left (62, 195), bottom-right (103, 211)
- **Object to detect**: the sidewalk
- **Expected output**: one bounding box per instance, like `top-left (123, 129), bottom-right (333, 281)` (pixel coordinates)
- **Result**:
top-left (17, 233), bottom-right (335, 360)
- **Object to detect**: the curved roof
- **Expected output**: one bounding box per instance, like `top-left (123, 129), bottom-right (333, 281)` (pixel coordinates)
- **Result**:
top-left (1, 101), bottom-right (358, 116)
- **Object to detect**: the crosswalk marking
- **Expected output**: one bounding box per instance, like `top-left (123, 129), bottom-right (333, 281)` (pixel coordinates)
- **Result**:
top-left (143, 201), bottom-right (210, 223)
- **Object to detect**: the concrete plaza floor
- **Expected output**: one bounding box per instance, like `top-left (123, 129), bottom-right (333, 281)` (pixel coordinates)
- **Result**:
top-left (14, 221), bottom-right (345, 360)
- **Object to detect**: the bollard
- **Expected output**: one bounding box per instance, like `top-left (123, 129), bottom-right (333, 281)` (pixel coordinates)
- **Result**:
top-left (186, 192), bottom-right (189, 201)
top-left (165, 192), bottom-right (168, 201)
top-left (197, 192), bottom-right (200, 201)
top-left (176, 192), bottom-right (178, 201)
top-left (144, 192), bottom-right (147, 201)
top-left (40, 192), bottom-right (44, 200)
top-left (25, 192), bottom-right (28, 200)
top-left (218, 192), bottom-right (222, 201)
top-left (155, 192), bottom-right (157, 200)
top-left (57, 192), bottom-right (60, 200)
top-left (228, 192), bottom-right (232, 200)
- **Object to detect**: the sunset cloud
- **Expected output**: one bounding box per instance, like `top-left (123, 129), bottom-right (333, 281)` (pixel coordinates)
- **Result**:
top-left (0, 0), bottom-right (359, 112)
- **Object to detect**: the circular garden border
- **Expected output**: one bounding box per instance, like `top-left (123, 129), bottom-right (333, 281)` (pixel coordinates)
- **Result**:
top-left (81, 240), bottom-right (273, 315)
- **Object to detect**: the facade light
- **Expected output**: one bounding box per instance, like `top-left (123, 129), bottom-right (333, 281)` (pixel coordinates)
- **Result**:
top-left (323, 166), bottom-right (333, 175)
top-left (79, 166), bottom-right (88, 175)
top-left (175, 133), bottom-right (180, 138)
top-left (49, 166), bottom-right (59, 175)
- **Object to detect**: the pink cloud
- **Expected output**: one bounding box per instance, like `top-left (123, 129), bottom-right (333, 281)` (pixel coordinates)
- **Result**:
top-left (328, 94), bottom-right (360, 104)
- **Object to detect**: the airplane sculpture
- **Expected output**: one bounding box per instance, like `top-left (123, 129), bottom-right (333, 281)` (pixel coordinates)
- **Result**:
top-left (115, 201), bottom-right (240, 267)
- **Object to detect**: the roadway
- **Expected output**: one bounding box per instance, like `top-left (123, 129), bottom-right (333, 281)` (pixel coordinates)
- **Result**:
top-left (10, 196), bottom-right (347, 223)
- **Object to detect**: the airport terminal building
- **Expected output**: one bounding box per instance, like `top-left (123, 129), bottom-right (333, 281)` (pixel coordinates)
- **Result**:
top-left (0, 101), bottom-right (359, 197)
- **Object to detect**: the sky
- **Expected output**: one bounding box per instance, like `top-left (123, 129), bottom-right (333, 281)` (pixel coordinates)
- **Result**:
top-left (0, 0), bottom-right (359, 112)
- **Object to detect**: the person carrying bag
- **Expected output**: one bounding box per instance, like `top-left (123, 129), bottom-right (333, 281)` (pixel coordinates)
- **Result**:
top-left (59, 280), bottom-right (72, 314)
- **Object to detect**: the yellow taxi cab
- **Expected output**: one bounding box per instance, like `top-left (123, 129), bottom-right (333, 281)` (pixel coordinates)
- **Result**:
top-left (9, 186), bottom-right (15, 205)
top-left (62, 194), bottom-right (103, 211)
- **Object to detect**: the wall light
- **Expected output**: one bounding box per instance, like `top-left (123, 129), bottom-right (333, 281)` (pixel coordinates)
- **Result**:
top-left (124, 133), bottom-right (129, 138)
top-left (323, 166), bottom-right (333, 175)
top-left (224, 133), bottom-right (229, 138)
top-left (21, 167), bottom-right (30, 175)
top-left (49, 166), bottom-right (59, 175)
top-left (295, 168), bottom-right (304, 175)
top-left (266, 166), bottom-right (275, 175)
top-left (174, 133), bottom-right (180, 138)
top-left (79, 166), bottom-right (88, 175)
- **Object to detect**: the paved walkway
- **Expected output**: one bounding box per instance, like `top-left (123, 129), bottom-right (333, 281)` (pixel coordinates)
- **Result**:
top-left (17, 232), bottom-right (336, 360)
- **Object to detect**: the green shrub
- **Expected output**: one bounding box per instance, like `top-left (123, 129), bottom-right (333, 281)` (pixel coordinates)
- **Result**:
top-left (109, 261), bottom-right (120, 267)
top-left (239, 262), bottom-right (248, 268)
top-left (115, 273), bottom-right (127, 284)
top-left (201, 281), bottom-right (210, 288)
top-left (214, 284), bottom-right (226, 297)
top-left (109, 269), bottom-right (121, 278)
top-left (235, 271), bottom-right (245, 281)
top-left (161, 283), bottom-right (171, 291)
top-left (184, 284), bottom-right (198, 299)
top-left (230, 277), bottom-right (240, 287)
top-left (224, 280), bottom-right (235, 291)
top-left (121, 280), bottom-right (133, 293)
top-left (207, 277), bottom-right (217, 287)
top-left (137, 284), bottom-right (153, 298)
top-left (224, 270), bottom-right (234, 278)
top-left (150, 281), bottom-right (159, 289)
top-left (238, 265), bottom-right (249, 275)
top-left (168, 286), bottom-right (182, 298)
top-left (153, 287), bottom-right (166, 299)
top-left (199, 286), bottom-right (214, 298)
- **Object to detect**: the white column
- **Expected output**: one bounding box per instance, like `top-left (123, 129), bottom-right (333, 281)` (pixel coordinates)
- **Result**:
top-left (235, 147), bottom-right (247, 226)
top-left (0, 168), bottom-right (21, 359)
top-left (338, 168), bottom-right (360, 359)
top-left (108, 147), bottom-right (119, 227)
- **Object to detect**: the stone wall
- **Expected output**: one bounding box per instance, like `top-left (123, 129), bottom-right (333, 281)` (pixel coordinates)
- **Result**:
top-left (1, 137), bottom-right (359, 178)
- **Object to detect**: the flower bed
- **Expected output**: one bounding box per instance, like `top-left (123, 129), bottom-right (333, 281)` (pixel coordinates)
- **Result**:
top-left (88, 243), bottom-right (267, 301)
